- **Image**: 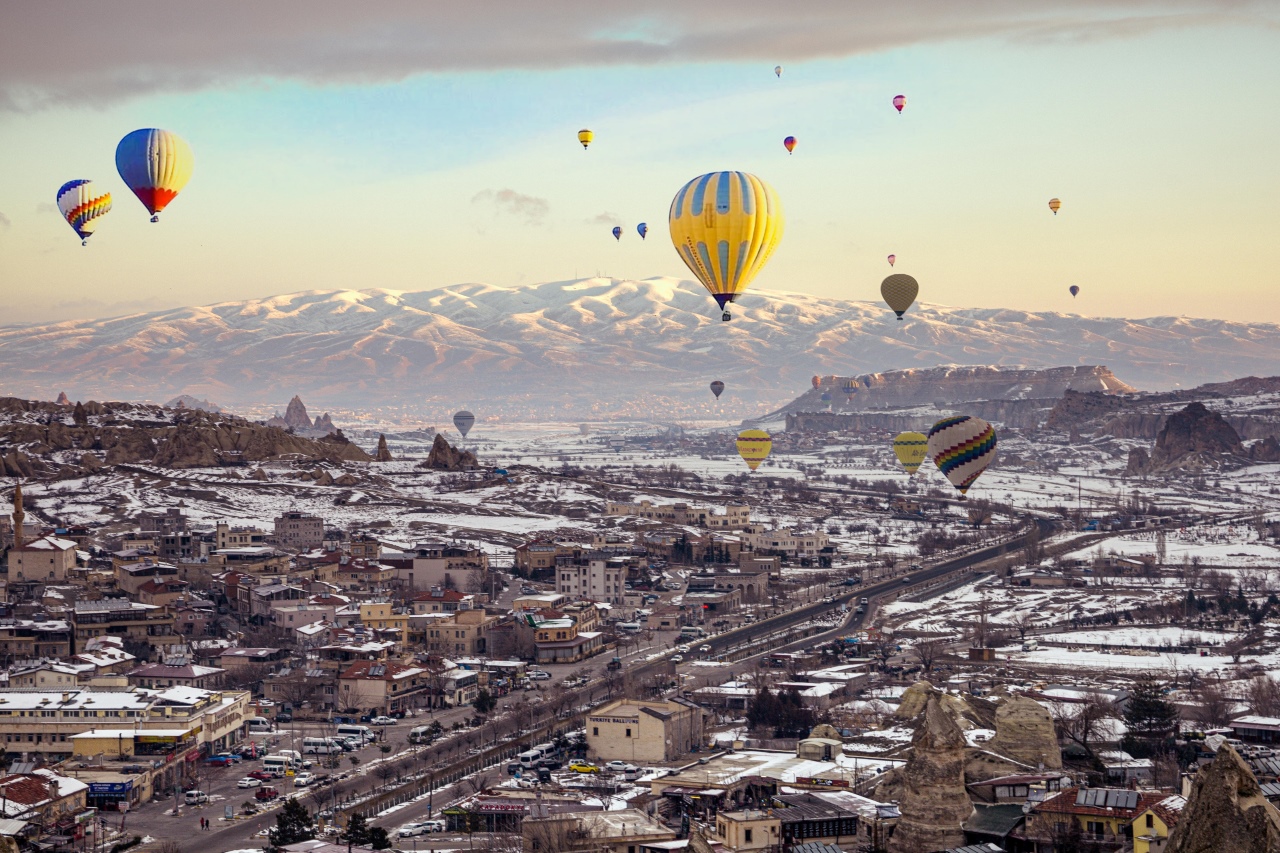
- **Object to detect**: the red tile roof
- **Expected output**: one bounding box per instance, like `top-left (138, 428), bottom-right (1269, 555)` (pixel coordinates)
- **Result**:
top-left (1037, 788), bottom-right (1167, 819)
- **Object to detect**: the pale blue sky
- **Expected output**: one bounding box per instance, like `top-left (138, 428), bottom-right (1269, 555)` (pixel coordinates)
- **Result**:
top-left (1, 5), bottom-right (1277, 324)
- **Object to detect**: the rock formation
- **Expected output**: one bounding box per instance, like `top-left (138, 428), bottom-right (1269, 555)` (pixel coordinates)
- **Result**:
top-left (1126, 447), bottom-right (1150, 476)
top-left (1167, 744), bottom-right (1280, 853)
top-left (375, 434), bottom-right (393, 462)
top-left (887, 691), bottom-right (973, 853)
top-left (283, 395), bottom-right (313, 430)
top-left (165, 394), bottom-right (221, 413)
top-left (314, 413), bottom-right (336, 434)
top-left (420, 434), bottom-right (477, 471)
top-left (1128, 402), bottom-right (1248, 474)
top-left (986, 695), bottom-right (1061, 770)
top-left (1251, 436), bottom-right (1280, 462)
top-left (72, 401), bottom-right (88, 426)
top-left (55, 392), bottom-right (70, 406)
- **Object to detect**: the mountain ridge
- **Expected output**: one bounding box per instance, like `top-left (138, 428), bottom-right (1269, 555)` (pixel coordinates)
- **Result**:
top-left (2, 278), bottom-right (1279, 420)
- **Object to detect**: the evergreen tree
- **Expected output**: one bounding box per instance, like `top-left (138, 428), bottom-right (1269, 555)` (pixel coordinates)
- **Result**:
top-left (343, 814), bottom-right (371, 846)
top-left (369, 827), bottom-right (392, 850)
top-left (268, 798), bottom-right (315, 850)
top-left (1122, 677), bottom-right (1179, 757)
top-left (473, 689), bottom-right (497, 715)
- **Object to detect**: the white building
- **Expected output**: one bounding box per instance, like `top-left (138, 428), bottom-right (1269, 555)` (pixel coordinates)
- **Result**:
top-left (557, 559), bottom-right (627, 604)
top-left (741, 526), bottom-right (831, 560)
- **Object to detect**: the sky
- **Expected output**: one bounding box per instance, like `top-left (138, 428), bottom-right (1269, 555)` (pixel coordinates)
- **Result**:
top-left (1, 1), bottom-right (1278, 326)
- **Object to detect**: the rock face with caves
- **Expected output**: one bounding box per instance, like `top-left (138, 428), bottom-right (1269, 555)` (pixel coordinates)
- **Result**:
top-left (420, 434), bottom-right (477, 471)
top-left (887, 690), bottom-right (973, 853)
top-left (1168, 744), bottom-right (1280, 852)
top-left (0, 396), bottom-right (371, 479)
top-left (1131, 402), bottom-right (1247, 474)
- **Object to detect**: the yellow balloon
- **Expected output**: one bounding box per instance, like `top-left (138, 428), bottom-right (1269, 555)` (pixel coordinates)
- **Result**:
top-left (578, 129), bottom-right (594, 149)
top-left (881, 274), bottom-right (919, 320)
top-left (669, 171), bottom-right (785, 321)
top-left (736, 429), bottom-right (772, 472)
top-left (1049, 197), bottom-right (1061, 215)
top-left (893, 431), bottom-right (929, 475)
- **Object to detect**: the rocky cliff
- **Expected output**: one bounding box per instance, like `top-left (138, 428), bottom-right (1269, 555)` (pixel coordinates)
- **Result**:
top-left (266, 395), bottom-right (338, 436)
top-left (887, 691), bottom-right (973, 853)
top-left (1126, 402), bottom-right (1249, 474)
top-left (1168, 744), bottom-right (1280, 853)
top-left (986, 695), bottom-right (1062, 770)
top-left (0, 397), bottom-right (371, 479)
top-left (420, 434), bottom-right (477, 471)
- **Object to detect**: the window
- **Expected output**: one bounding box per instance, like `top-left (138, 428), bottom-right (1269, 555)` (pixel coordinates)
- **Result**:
top-left (744, 830), bottom-right (753, 843)
top-left (625, 728), bottom-right (631, 737)
top-left (1146, 814), bottom-right (1154, 828)
top-left (1087, 821), bottom-right (1106, 837)
top-left (593, 727), bottom-right (599, 736)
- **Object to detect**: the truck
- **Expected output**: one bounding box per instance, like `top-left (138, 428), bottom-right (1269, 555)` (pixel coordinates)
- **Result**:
top-left (606, 657), bottom-right (622, 671)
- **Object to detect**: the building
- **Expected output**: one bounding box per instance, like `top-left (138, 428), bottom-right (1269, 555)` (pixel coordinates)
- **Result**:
top-left (337, 660), bottom-right (430, 715)
top-left (214, 522), bottom-right (267, 550)
top-left (0, 619), bottom-right (73, 661)
top-left (607, 500), bottom-right (751, 530)
top-left (1021, 788), bottom-right (1168, 852)
top-left (741, 526), bottom-right (833, 566)
top-left (6, 536), bottom-right (78, 583)
top-left (715, 792), bottom-right (901, 853)
top-left (422, 608), bottom-right (498, 656)
top-left (71, 600), bottom-right (179, 655)
top-left (556, 558), bottom-right (628, 604)
top-left (522, 809), bottom-right (676, 853)
top-left (138, 509), bottom-right (187, 536)
top-left (585, 699), bottom-right (705, 763)
top-left (527, 617), bottom-right (604, 665)
top-left (410, 588), bottom-right (472, 614)
top-left (1230, 715), bottom-right (1280, 743)
top-left (126, 662), bottom-right (225, 690)
top-left (0, 770), bottom-right (89, 837)
top-left (274, 510), bottom-right (325, 552)
top-left (400, 542), bottom-right (490, 591)
top-left (1133, 795), bottom-right (1186, 853)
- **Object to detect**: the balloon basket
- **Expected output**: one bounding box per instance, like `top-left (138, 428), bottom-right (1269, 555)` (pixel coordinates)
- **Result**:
top-left (150, 215), bottom-right (159, 223)
top-left (721, 311), bottom-right (731, 322)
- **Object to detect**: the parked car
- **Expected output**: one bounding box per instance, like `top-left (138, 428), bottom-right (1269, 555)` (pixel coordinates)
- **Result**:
top-left (569, 763), bottom-right (599, 774)
top-left (422, 820), bottom-right (446, 834)
top-left (276, 712), bottom-right (293, 724)
top-left (247, 770), bottom-right (274, 781)
top-left (255, 787), bottom-right (280, 801)
top-left (216, 753), bottom-right (242, 763)
top-left (671, 654), bottom-right (684, 663)
top-left (528, 670), bottom-right (551, 681)
top-left (205, 755), bottom-right (234, 767)
top-left (698, 645), bottom-right (711, 654)
top-left (184, 790), bottom-right (208, 805)
top-left (237, 777), bottom-right (263, 789)
top-left (399, 823), bottom-right (428, 838)
top-left (604, 760), bottom-right (628, 772)
top-left (293, 772), bottom-right (316, 787)
top-left (370, 716), bottom-right (396, 726)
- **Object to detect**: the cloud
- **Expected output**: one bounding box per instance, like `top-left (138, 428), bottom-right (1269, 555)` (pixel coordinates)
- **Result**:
top-left (588, 212), bottom-right (621, 226)
top-left (0, 212), bottom-right (10, 228)
top-left (472, 189), bottom-right (549, 225)
top-left (1, 1), bottom-right (1271, 109)
top-left (35, 202), bottom-right (57, 215)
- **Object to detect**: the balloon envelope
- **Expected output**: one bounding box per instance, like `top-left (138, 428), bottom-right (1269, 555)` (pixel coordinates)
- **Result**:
top-left (927, 416), bottom-right (997, 495)
top-left (842, 378), bottom-right (858, 398)
top-left (1069, 285), bottom-right (1080, 298)
top-left (637, 222), bottom-right (647, 239)
top-left (612, 226), bottom-right (622, 240)
top-left (774, 66), bottom-right (783, 77)
top-left (115, 129), bottom-right (193, 220)
top-left (736, 429), bottom-right (772, 472)
top-left (56, 180), bottom-right (111, 244)
top-left (811, 376), bottom-right (822, 390)
top-left (881, 274), bottom-right (919, 320)
top-left (887, 254), bottom-right (896, 267)
top-left (1049, 197), bottom-right (1061, 214)
top-left (669, 171), bottom-right (785, 320)
top-left (578, 129), bottom-right (593, 148)
top-left (893, 431), bottom-right (929, 476)
top-left (453, 410), bottom-right (476, 438)
top-left (783, 136), bottom-right (796, 154)
top-left (710, 380), bottom-right (725, 399)
top-left (893, 94), bottom-right (906, 113)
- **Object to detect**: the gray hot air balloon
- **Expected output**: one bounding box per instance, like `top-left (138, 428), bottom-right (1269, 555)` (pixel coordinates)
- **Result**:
top-left (710, 381), bottom-right (725, 399)
top-left (453, 410), bottom-right (475, 438)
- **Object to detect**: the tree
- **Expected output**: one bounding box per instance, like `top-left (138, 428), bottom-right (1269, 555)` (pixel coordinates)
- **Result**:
top-left (911, 638), bottom-right (943, 672)
top-left (368, 827), bottom-right (391, 850)
top-left (1051, 693), bottom-right (1116, 759)
top-left (1189, 677), bottom-right (1233, 729)
top-left (1022, 524), bottom-right (1043, 568)
top-left (268, 798), bottom-right (315, 850)
top-left (343, 814), bottom-right (372, 846)
top-left (474, 689), bottom-right (497, 715)
top-left (1122, 677), bottom-right (1179, 758)
top-left (1248, 675), bottom-right (1280, 716)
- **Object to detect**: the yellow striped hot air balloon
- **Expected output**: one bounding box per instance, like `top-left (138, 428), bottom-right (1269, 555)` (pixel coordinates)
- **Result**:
top-left (736, 429), bottom-right (772, 472)
top-left (669, 171), bottom-right (785, 321)
top-left (893, 431), bottom-right (929, 475)
top-left (577, 129), bottom-right (594, 149)
top-left (881, 274), bottom-right (919, 320)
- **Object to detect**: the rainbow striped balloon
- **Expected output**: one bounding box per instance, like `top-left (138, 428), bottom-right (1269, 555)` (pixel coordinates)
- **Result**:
top-left (927, 415), bottom-right (997, 496)
top-left (736, 429), bottom-right (772, 472)
top-left (56, 180), bottom-right (112, 245)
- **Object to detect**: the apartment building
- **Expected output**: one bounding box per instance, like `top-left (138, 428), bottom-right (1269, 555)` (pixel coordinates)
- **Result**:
top-left (421, 608), bottom-right (497, 656)
top-left (337, 660), bottom-right (430, 716)
top-left (274, 510), bottom-right (325, 552)
top-left (0, 619), bottom-right (73, 661)
top-left (71, 600), bottom-right (179, 655)
top-left (740, 526), bottom-right (834, 565)
top-left (556, 557), bottom-right (627, 604)
top-left (606, 500), bottom-right (752, 530)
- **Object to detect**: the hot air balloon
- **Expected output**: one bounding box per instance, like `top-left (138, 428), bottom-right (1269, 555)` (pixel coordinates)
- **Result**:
top-left (1049, 197), bottom-right (1061, 215)
top-left (887, 254), bottom-right (896, 267)
top-left (927, 415), bottom-right (997, 497)
top-left (56, 180), bottom-right (111, 246)
top-left (820, 392), bottom-right (832, 406)
top-left (893, 431), bottom-right (929, 476)
top-left (783, 136), bottom-right (796, 154)
top-left (881, 274), bottom-right (919, 320)
top-left (612, 226), bottom-right (622, 241)
top-left (842, 378), bottom-right (858, 401)
top-left (453, 410), bottom-right (476, 438)
top-left (115, 129), bottom-right (193, 222)
top-left (736, 429), bottom-right (772, 472)
top-left (578, 129), bottom-right (594, 149)
top-left (637, 222), bottom-right (648, 239)
top-left (1069, 285), bottom-right (1080, 298)
top-left (893, 94), bottom-right (906, 113)
top-left (668, 171), bottom-right (785, 321)
top-left (710, 380), bottom-right (725, 399)
top-left (774, 66), bottom-right (783, 78)
top-left (811, 376), bottom-right (822, 390)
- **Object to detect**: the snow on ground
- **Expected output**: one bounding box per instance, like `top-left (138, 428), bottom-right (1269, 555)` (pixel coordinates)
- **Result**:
top-left (1038, 628), bottom-right (1239, 648)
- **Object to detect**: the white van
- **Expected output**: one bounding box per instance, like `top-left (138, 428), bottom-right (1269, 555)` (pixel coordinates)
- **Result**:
top-left (262, 755), bottom-right (292, 777)
top-left (247, 716), bottom-right (275, 733)
top-left (409, 725), bottom-right (435, 744)
top-left (336, 724), bottom-right (374, 743)
top-left (1021, 639), bottom-right (1039, 652)
top-left (617, 622), bottom-right (642, 633)
top-left (184, 790), bottom-right (208, 805)
top-left (304, 737), bottom-right (337, 754)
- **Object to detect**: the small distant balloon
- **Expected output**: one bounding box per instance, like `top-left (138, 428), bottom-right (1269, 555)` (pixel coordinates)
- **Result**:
top-left (1069, 285), bottom-right (1080, 298)
top-left (578, 129), bottom-right (594, 149)
top-left (783, 136), bottom-right (797, 154)
top-left (1049, 197), bottom-right (1061, 215)
top-left (887, 254), bottom-right (896, 267)
top-left (453, 410), bottom-right (475, 438)
top-left (811, 375), bottom-right (822, 390)
top-left (736, 429), bottom-right (772, 472)
top-left (612, 226), bottom-right (622, 241)
top-left (710, 380), bottom-right (725, 399)
top-left (774, 66), bottom-right (783, 78)
top-left (893, 94), bottom-right (906, 114)
top-left (637, 222), bottom-right (648, 239)
top-left (56, 180), bottom-right (112, 246)
top-left (881, 273), bottom-right (920, 321)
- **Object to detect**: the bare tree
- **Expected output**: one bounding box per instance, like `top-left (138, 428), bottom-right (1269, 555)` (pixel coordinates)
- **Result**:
top-left (1189, 677), bottom-right (1233, 729)
top-left (462, 771), bottom-right (491, 795)
top-left (911, 638), bottom-right (944, 672)
top-left (1051, 693), bottom-right (1117, 759)
top-left (1247, 675), bottom-right (1280, 716)
top-left (1010, 611), bottom-right (1036, 641)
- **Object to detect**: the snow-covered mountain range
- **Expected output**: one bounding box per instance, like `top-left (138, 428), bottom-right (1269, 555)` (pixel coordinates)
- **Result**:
top-left (2, 277), bottom-right (1278, 420)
